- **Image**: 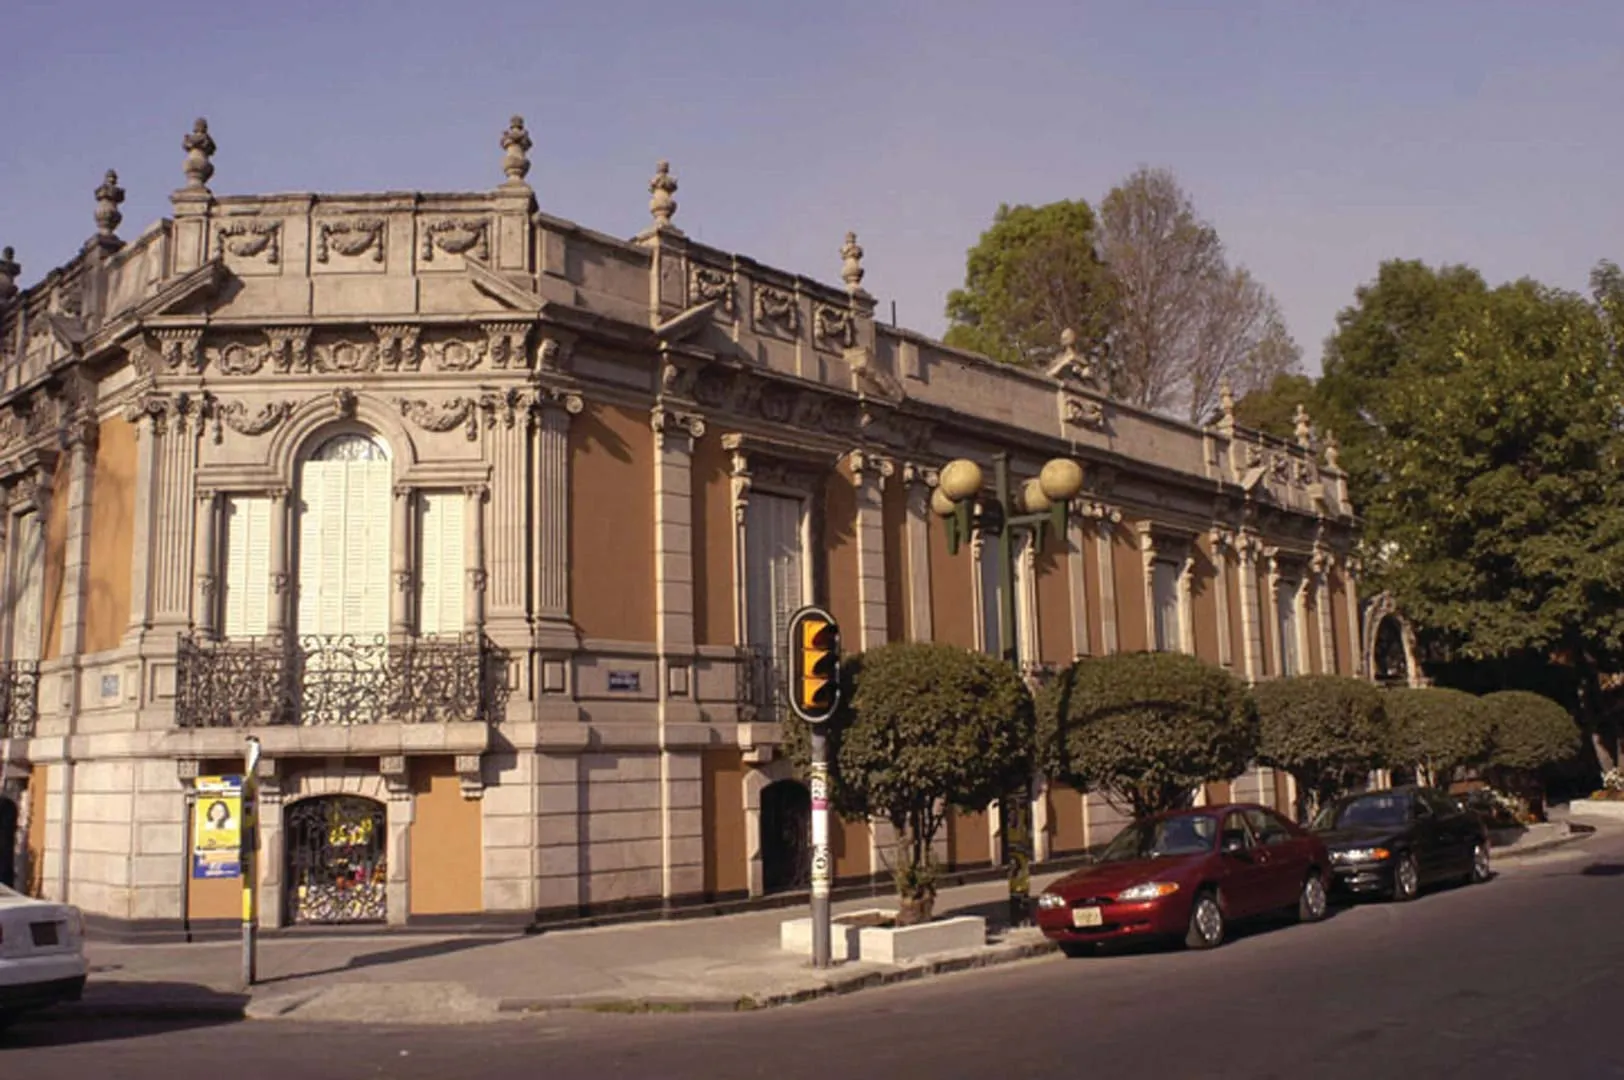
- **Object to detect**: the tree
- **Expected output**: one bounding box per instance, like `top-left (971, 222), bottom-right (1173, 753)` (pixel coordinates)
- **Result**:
top-left (788, 643), bottom-right (1033, 925)
top-left (1383, 686), bottom-right (1492, 788)
top-left (1038, 652), bottom-right (1256, 819)
top-left (1098, 167), bottom-right (1301, 420)
top-left (943, 200), bottom-right (1114, 368)
top-left (1231, 372), bottom-right (1327, 441)
top-left (1254, 675), bottom-right (1388, 821)
top-left (1482, 690), bottom-right (1581, 773)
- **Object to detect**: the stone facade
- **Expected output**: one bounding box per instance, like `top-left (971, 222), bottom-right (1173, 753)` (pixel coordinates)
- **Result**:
top-left (0, 116), bottom-right (1362, 931)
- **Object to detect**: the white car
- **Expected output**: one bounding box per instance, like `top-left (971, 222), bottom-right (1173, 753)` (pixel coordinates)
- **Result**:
top-left (0, 884), bottom-right (87, 1027)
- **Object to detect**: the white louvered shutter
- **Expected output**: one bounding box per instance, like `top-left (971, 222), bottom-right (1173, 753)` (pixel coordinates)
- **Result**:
top-left (744, 493), bottom-right (803, 655)
top-left (416, 491), bottom-right (465, 637)
top-left (11, 511), bottom-right (44, 662)
top-left (222, 496), bottom-right (272, 638)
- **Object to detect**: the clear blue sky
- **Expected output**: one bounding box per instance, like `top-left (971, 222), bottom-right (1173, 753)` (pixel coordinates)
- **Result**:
top-left (4, 0), bottom-right (1619, 370)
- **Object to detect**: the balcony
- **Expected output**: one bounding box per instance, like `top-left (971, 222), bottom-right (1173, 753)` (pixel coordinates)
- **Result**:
top-left (0, 661), bottom-right (40, 738)
top-left (736, 645), bottom-right (788, 724)
top-left (174, 632), bottom-right (508, 729)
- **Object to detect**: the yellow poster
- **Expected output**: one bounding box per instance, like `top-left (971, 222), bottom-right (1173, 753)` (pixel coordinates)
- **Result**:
top-left (192, 775), bottom-right (243, 879)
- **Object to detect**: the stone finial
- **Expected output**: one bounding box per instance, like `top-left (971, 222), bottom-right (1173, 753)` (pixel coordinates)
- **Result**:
top-left (500, 115), bottom-right (532, 185)
top-left (1219, 381), bottom-right (1236, 422)
top-left (1293, 403), bottom-right (1313, 448)
top-left (1323, 429), bottom-right (1341, 471)
top-left (648, 160), bottom-right (678, 232)
top-left (840, 231), bottom-right (865, 295)
top-left (0, 247), bottom-right (18, 301)
top-left (94, 169), bottom-right (126, 241)
top-left (182, 117), bottom-right (216, 191)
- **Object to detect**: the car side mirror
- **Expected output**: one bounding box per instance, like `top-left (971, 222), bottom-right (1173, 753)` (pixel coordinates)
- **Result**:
top-left (1220, 832), bottom-right (1249, 856)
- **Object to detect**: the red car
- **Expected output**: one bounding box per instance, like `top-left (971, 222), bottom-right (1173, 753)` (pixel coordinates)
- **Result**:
top-left (1036, 804), bottom-right (1332, 954)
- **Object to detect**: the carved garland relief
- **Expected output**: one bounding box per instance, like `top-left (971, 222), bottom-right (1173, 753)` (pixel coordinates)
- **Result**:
top-left (420, 219), bottom-right (490, 262)
top-left (315, 218), bottom-right (386, 263)
top-left (214, 221), bottom-right (281, 264)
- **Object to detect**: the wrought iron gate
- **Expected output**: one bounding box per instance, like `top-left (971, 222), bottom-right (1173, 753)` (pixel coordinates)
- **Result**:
top-left (760, 780), bottom-right (811, 893)
top-left (284, 796), bottom-right (387, 924)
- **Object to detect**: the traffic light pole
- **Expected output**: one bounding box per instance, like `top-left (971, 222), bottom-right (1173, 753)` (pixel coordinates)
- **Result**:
top-left (809, 732), bottom-right (832, 969)
top-left (992, 454), bottom-right (1034, 930)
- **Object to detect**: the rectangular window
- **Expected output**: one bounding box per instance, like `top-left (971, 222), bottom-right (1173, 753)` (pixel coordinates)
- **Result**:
top-left (221, 496), bottom-right (272, 638)
top-left (1152, 559), bottom-right (1180, 652)
top-left (1278, 581), bottom-right (1300, 676)
top-left (744, 493), bottom-right (804, 657)
top-left (416, 491), bottom-right (466, 637)
top-left (977, 532), bottom-right (1023, 660)
top-left (9, 510), bottom-right (45, 662)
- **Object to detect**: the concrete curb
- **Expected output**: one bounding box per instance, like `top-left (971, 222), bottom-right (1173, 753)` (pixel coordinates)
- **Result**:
top-left (1494, 828), bottom-right (1593, 861)
top-left (496, 938), bottom-right (1061, 1015)
top-left (43, 997), bottom-right (249, 1022)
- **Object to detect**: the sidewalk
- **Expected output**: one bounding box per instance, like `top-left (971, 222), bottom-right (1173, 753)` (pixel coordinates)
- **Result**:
top-left (58, 819), bottom-right (1600, 1025)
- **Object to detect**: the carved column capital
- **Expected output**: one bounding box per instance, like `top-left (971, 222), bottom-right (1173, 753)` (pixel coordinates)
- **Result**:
top-left (380, 755), bottom-right (411, 799)
top-left (455, 754), bottom-right (485, 799)
top-left (651, 404), bottom-right (706, 442)
top-left (848, 449), bottom-right (895, 488)
top-left (901, 462), bottom-right (939, 489)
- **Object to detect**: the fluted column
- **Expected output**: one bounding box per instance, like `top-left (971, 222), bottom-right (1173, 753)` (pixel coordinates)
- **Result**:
top-left (1066, 514), bottom-right (1091, 658)
top-left (1210, 529), bottom-right (1234, 669)
top-left (1313, 549), bottom-right (1336, 674)
top-left (194, 491), bottom-right (219, 639)
top-left (1342, 555), bottom-right (1363, 678)
top-left (1235, 532), bottom-right (1263, 682)
top-left (266, 488), bottom-right (291, 638)
top-left (390, 485), bottom-right (413, 638)
top-left (483, 393), bottom-right (529, 639)
top-left (1178, 550), bottom-right (1197, 655)
top-left (1137, 525), bottom-right (1158, 650)
top-left (1263, 548), bottom-right (1284, 676)
top-left (531, 394), bottom-right (580, 650)
top-left (1085, 503), bottom-right (1120, 654)
top-left (464, 484), bottom-right (488, 632)
top-left (902, 464), bottom-right (935, 642)
top-left (125, 402), bottom-right (159, 640)
top-left (850, 451), bottom-right (892, 651)
top-left (57, 419), bottom-right (98, 662)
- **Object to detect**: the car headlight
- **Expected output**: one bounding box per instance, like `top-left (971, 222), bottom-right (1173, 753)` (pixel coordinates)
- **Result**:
top-left (1115, 882), bottom-right (1180, 902)
top-left (1036, 892), bottom-right (1068, 910)
top-left (1333, 847), bottom-right (1391, 863)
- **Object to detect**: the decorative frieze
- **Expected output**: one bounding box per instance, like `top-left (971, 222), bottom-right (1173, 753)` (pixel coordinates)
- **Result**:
top-left (689, 263), bottom-right (735, 315)
top-left (311, 337), bottom-right (379, 374)
top-left (753, 284), bottom-right (799, 335)
top-left (420, 218), bottom-right (490, 262)
top-left (857, 405), bottom-right (933, 452)
top-left (481, 322), bottom-right (529, 370)
top-left (123, 391), bottom-right (200, 437)
top-left (154, 328), bottom-right (204, 374)
top-left (266, 326), bottom-right (312, 373)
top-left (424, 335), bottom-right (484, 372)
top-left (315, 218), bottom-right (386, 263)
top-left (1063, 395), bottom-right (1106, 430)
top-left (812, 303), bottom-right (855, 351)
top-left (374, 325), bottom-right (422, 371)
top-left (214, 400), bottom-right (292, 441)
top-left (398, 397), bottom-right (480, 441)
top-left (214, 220), bottom-right (281, 264)
top-left (650, 404), bottom-right (706, 441)
top-left (208, 339), bottom-right (266, 376)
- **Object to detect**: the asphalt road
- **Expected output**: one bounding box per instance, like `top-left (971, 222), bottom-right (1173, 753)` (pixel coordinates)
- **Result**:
top-left (8, 831), bottom-right (1624, 1079)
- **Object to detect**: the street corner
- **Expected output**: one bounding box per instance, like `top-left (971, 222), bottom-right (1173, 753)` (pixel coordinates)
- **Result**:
top-left (245, 981), bottom-right (512, 1026)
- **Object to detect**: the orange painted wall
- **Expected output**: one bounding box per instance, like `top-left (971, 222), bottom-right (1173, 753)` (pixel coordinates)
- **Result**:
top-left (84, 416), bottom-right (136, 654)
top-left (927, 516), bottom-right (975, 648)
top-left (1034, 539), bottom-right (1072, 666)
top-left (409, 757), bottom-right (484, 916)
top-left (1205, 780), bottom-right (1233, 806)
top-left (947, 807), bottom-right (991, 867)
top-left (1191, 536), bottom-right (1220, 665)
top-left (569, 403), bottom-right (655, 643)
top-left (1111, 526), bottom-right (1148, 654)
top-left (690, 430), bottom-right (735, 647)
top-left (1047, 783), bottom-right (1086, 855)
top-left (882, 478), bottom-right (908, 643)
top-left (1081, 528), bottom-right (1104, 654)
top-left (40, 455), bottom-right (70, 661)
top-left (188, 758), bottom-right (249, 921)
top-left (823, 464), bottom-right (860, 635)
top-left (832, 815), bottom-right (872, 881)
top-left (702, 749), bottom-right (748, 897)
top-left (25, 765), bottom-right (47, 897)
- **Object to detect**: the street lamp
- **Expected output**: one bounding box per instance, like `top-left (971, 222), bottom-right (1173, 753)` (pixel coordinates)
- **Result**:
top-left (933, 451), bottom-right (1084, 927)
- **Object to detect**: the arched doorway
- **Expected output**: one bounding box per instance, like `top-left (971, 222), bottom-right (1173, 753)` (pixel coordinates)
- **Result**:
top-left (0, 794), bottom-right (16, 890)
top-left (760, 779), bottom-right (810, 893)
top-left (296, 432), bottom-right (392, 725)
top-left (284, 795), bottom-right (387, 924)
top-left (1372, 617), bottom-right (1411, 686)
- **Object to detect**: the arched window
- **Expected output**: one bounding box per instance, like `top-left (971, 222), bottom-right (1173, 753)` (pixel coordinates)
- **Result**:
top-left (297, 432), bottom-right (391, 640)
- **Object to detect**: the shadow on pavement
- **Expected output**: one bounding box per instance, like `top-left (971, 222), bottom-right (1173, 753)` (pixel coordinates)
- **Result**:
top-left (1, 980), bottom-right (246, 1048)
top-left (253, 934), bottom-right (517, 986)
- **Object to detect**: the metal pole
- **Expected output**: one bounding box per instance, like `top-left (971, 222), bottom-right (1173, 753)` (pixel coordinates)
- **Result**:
top-left (993, 454), bottom-right (1032, 928)
top-left (182, 787), bottom-right (194, 944)
top-left (242, 738), bottom-right (261, 989)
top-left (809, 731), bottom-right (832, 969)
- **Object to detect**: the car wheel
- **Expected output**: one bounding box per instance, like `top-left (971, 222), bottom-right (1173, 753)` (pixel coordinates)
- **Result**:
top-left (1391, 853), bottom-right (1420, 902)
top-left (1470, 840), bottom-right (1492, 884)
top-left (1184, 889), bottom-right (1225, 950)
top-left (1297, 872), bottom-right (1329, 923)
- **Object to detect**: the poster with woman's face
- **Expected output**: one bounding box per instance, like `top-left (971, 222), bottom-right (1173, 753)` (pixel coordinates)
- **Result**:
top-left (192, 776), bottom-right (244, 879)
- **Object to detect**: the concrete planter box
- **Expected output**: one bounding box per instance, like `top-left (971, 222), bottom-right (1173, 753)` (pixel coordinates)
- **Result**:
top-left (1569, 798), bottom-right (1624, 821)
top-left (780, 909), bottom-right (987, 965)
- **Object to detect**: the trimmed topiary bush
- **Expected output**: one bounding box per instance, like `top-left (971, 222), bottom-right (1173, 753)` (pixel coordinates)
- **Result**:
top-left (1254, 674), bottom-right (1387, 821)
top-left (1482, 690), bottom-right (1581, 773)
top-left (1384, 686), bottom-right (1493, 789)
top-left (1038, 651), bottom-right (1256, 819)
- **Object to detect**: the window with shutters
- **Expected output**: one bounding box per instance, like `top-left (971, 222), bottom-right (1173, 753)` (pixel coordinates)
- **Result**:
top-left (743, 493), bottom-right (805, 658)
top-left (1278, 579), bottom-right (1301, 676)
top-left (415, 491), bottom-right (465, 638)
top-left (8, 510), bottom-right (45, 662)
top-left (1152, 559), bottom-right (1181, 652)
top-left (296, 433), bottom-right (392, 640)
top-left (976, 533), bottom-right (1023, 660)
top-left (220, 495), bottom-right (272, 638)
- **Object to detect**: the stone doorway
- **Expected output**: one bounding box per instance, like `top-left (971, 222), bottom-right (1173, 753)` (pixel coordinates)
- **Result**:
top-left (0, 794), bottom-right (15, 890)
top-left (760, 779), bottom-right (810, 893)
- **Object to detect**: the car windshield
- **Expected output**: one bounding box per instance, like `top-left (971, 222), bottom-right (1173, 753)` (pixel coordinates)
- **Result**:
top-left (1099, 815), bottom-right (1218, 861)
top-left (1316, 794), bottom-right (1411, 830)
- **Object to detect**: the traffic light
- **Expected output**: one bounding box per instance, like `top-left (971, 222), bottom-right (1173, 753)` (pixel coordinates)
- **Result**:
top-left (787, 606), bottom-right (841, 724)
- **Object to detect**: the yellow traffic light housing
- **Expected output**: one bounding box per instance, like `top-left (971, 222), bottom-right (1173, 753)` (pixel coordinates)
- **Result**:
top-left (787, 606), bottom-right (841, 725)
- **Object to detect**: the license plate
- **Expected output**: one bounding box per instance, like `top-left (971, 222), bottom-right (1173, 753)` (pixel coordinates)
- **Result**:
top-left (1071, 907), bottom-right (1103, 928)
top-left (30, 921), bottom-right (60, 947)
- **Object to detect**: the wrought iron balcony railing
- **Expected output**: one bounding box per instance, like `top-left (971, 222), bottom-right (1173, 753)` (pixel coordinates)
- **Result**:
top-left (174, 632), bottom-right (509, 729)
top-left (736, 645), bottom-right (788, 723)
top-left (0, 660), bottom-right (40, 739)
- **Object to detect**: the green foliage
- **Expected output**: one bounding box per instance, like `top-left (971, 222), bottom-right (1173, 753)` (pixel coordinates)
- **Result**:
top-left (1482, 690), bottom-right (1582, 772)
top-left (944, 200), bottom-right (1114, 368)
top-left (1232, 372), bottom-right (1327, 442)
top-left (1254, 675), bottom-right (1388, 819)
top-left (1038, 651), bottom-right (1256, 818)
top-left (1383, 686), bottom-right (1492, 787)
top-left (786, 643), bottom-right (1034, 921)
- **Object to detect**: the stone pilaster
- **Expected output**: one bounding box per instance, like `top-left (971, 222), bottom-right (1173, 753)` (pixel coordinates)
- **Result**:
top-left (144, 393), bottom-right (201, 632)
top-left (483, 393), bottom-right (529, 646)
top-left (1209, 528), bottom-right (1234, 669)
top-left (1342, 555), bottom-right (1363, 678)
top-left (1065, 515), bottom-right (1091, 658)
top-left (1313, 549), bottom-right (1336, 674)
top-left (381, 755), bottom-right (413, 926)
top-left (194, 491), bottom-right (219, 639)
top-left (57, 419), bottom-right (98, 665)
top-left (1083, 503), bottom-right (1120, 654)
top-left (1235, 532), bottom-right (1263, 682)
top-left (266, 488), bottom-right (291, 637)
top-left (850, 451), bottom-right (892, 650)
top-left (390, 485), bottom-right (412, 638)
top-left (255, 760), bottom-right (284, 929)
top-left (125, 403), bottom-right (159, 640)
top-left (902, 464), bottom-right (935, 642)
top-left (531, 394), bottom-right (580, 651)
top-left (464, 484), bottom-right (488, 632)
top-left (1137, 524), bottom-right (1158, 650)
top-left (1178, 549), bottom-right (1197, 655)
top-left (1263, 547), bottom-right (1284, 676)
top-left (651, 403), bottom-right (704, 901)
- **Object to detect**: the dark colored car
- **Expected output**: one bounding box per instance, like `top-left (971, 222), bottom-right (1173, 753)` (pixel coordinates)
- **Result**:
top-left (1312, 786), bottom-right (1492, 902)
top-left (1035, 804), bottom-right (1331, 955)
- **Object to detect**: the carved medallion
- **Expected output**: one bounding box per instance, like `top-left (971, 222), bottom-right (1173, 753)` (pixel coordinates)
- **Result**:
top-left (812, 304), bottom-right (854, 351)
top-left (754, 285), bottom-right (799, 335)
top-left (689, 264), bottom-right (735, 315)
top-left (312, 338), bottom-right (379, 374)
top-left (215, 221), bottom-right (281, 264)
top-left (315, 218), bottom-right (386, 263)
top-left (425, 337), bottom-right (484, 372)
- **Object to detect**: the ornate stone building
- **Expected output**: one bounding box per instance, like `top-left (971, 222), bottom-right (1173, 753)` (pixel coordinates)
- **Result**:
top-left (0, 116), bottom-right (1363, 933)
